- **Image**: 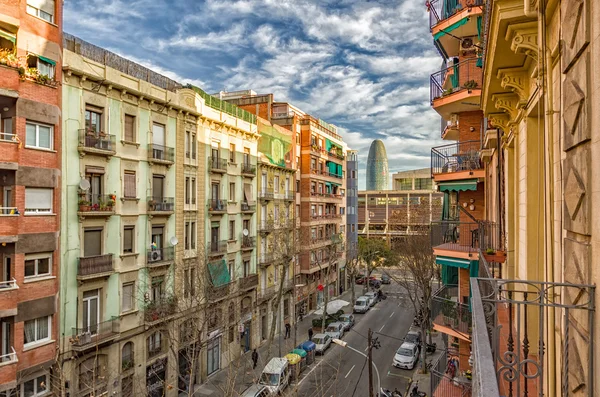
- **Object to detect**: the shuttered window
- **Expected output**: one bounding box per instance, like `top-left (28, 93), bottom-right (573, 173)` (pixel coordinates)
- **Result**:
top-left (124, 114), bottom-right (135, 142)
top-left (123, 226), bottom-right (134, 253)
top-left (25, 188), bottom-right (53, 214)
top-left (124, 171), bottom-right (136, 198)
top-left (84, 229), bottom-right (102, 257)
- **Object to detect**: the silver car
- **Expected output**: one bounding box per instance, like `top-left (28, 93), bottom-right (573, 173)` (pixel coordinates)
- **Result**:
top-left (339, 314), bottom-right (355, 331)
top-left (354, 297), bottom-right (370, 313)
top-left (240, 385), bottom-right (273, 397)
top-left (313, 333), bottom-right (332, 354)
top-left (325, 322), bottom-right (345, 339)
top-left (364, 291), bottom-right (377, 306)
top-left (393, 342), bottom-right (419, 370)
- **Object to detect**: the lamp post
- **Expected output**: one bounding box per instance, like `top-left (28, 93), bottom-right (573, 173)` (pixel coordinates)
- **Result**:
top-left (332, 338), bottom-right (381, 397)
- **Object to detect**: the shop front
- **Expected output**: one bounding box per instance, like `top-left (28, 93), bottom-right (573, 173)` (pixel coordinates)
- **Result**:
top-left (146, 357), bottom-right (167, 397)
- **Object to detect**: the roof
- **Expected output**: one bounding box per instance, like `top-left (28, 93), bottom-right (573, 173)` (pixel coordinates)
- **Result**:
top-left (241, 385), bottom-right (265, 396)
top-left (313, 333), bottom-right (327, 338)
top-left (400, 342), bottom-right (417, 349)
top-left (264, 357), bottom-right (288, 373)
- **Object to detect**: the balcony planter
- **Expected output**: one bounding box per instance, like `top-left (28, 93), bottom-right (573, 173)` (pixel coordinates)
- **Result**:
top-left (78, 199), bottom-right (91, 212)
top-left (483, 249), bottom-right (506, 263)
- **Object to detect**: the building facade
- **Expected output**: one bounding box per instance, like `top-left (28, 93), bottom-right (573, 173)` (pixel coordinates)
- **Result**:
top-left (365, 139), bottom-right (389, 190)
top-left (344, 149), bottom-right (358, 291)
top-left (0, 0), bottom-right (62, 394)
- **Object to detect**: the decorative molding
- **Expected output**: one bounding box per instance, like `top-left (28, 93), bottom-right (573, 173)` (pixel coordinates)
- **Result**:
top-left (497, 67), bottom-right (530, 106)
top-left (561, 0), bottom-right (589, 73)
top-left (487, 113), bottom-right (510, 131)
top-left (506, 22), bottom-right (538, 61)
top-left (492, 93), bottom-right (520, 121)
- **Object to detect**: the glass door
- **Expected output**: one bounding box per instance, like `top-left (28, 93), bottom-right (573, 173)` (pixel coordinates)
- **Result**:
top-left (207, 337), bottom-right (220, 375)
top-left (1, 257), bottom-right (10, 288)
top-left (83, 290), bottom-right (99, 335)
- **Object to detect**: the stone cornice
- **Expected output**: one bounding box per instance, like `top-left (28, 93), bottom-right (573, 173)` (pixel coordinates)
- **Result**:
top-left (506, 22), bottom-right (538, 62)
top-left (492, 93), bottom-right (520, 121)
top-left (497, 66), bottom-right (530, 107)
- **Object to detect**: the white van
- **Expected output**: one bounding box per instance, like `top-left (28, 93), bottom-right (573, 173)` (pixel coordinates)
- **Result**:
top-left (259, 357), bottom-right (290, 394)
top-left (354, 297), bottom-right (370, 313)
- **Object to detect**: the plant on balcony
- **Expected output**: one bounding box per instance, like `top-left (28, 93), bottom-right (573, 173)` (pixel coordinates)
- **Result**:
top-left (0, 48), bottom-right (18, 68)
top-left (463, 80), bottom-right (478, 89)
top-left (78, 199), bottom-right (91, 212)
top-left (441, 300), bottom-right (457, 325)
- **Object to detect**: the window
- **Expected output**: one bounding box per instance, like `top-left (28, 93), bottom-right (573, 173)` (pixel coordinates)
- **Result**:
top-left (122, 226), bottom-right (134, 254)
top-left (185, 132), bottom-right (190, 159)
top-left (24, 253), bottom-right (51, 278)
top-left (184, 268), bottom-right (195, 298)
top-left (124, 114), bottom-right (135, 142)
top-left (21, 372), bottom-right (49, 397)
top-left (191, 222), bottom-right (196, 250)
top-left (340, 207), bottom-right (345, 215)
top-left (79, 355), bottom-right (107, 392)
top-left (311, 205), bottom-right (316, 216)
top-left (229, 326), bottom-right (235, 343)
top-left (123, 171), bottom-right (136, 198)
top-left (229, 183), bottom-right (235, 202)
top-left (85, 106), bottom-right (103, 133)
top-left (340, 225), bottom-right (346, 233)
top-left (184, 221), bottom-right (190, 250)
top-left (310, 158), bottom-right (316, 170)
top-left (243, 147), bottom-right (250, 165)
top-left (26, 0), bottom-right (55, 22)
top-left (151, 277), bottom-right (163, 302)
top-left (25, 121), bottom-right (53, 150)
top-left (398, 178), bottom-right (412, 191)
top-left (26, 54), bottom-right (55, 79)
top-left (243, 260), bottom-right (250, 277)
top-left (191, 133), bottom-right (196, 159)
top-left (122, 342), bottom-right (134, 370)
top-left (341, 189), bottom-right (345, 197)
top-left (228, 261), bottom-right (235, 280)
top-left (185, 177), bottom-right (190, 204)
top-left (147, 331), bottom-right (162, 357)
top-left (84, 229), bottom-right (102, 257)
top-left (229, 220), bottom-right (235, 240)
top-left (351, 224), bottom-right (356, 232)
top-left (415, 178), bottom-right (433, 190)
top-left (25, 188), bottom-right (52, 214)
top-left (122, 283), bottom-right (134, 312)
top-left (229, 144), bottom-right (235, 163)
top-left (273, 176), bottom-right (279, 193)
top-left (23, 316), bottom-right (51, 347)
top-left (191, 178), bottom-right (196, 205)
top-left (352, 170), bottom-right (356, 178)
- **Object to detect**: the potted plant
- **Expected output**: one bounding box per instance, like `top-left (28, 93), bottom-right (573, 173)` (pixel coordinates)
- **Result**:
top-left (483, 248), bottom-right (506, 263)
top-left (78, 199), bottom-right (90, 212)
top-left (463, 80), bottom-right (478, 89)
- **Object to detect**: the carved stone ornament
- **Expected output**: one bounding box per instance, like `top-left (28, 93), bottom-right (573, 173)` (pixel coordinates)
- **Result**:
top-left (505, 22), bottom-right (538, 62)
top-left (562, 145), bottom-right (590, 235)
top-left (492, 93), bottom-right (519, 121)
top-left (497, 67), bottom-right (530, 106)
top-left (487, 113), bottom-right (510, 131)
top-left (561, 0), bottom-right (589, 73)
top-left (562, 52), bottom-right (590, 150)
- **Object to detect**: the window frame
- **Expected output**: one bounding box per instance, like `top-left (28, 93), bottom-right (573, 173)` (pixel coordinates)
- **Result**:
top-left (122, 226), bottom-right (135, 254)
top-left (24, 252), bottom-right (52, 279)
top-left (123, 171), bottom-right (136, 199)
top-left (23, 316), bottom-right (51, 348)
top-left (24, 187), bottom-right (53, 214)
top-left (26, 0), bottom-right (55, 23)
top-left (25, 121), bottom-right (53, 150)
top-left (123, 114), bottom-right (136, 143)
top-left (121, 282), bottom-right (135, 313)
top-left (20, 372), bottom-right (49, 397)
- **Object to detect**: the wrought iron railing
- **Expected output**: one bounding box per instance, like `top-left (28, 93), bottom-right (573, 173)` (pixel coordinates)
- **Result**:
top-left (428, 0), bottom-right (484, 30)
top-left (258, 220), bottom-right (274, 232)
top-left (431, 140), bottom-right (482, 175)
top-left (258, 254), bottom-right (276, 266)
top-left (144, 297), bottom-right (177, 322)
top-left (241, 236), bottom-right (255, 250)
top-left (146, 247), bottom-right (174, 264)
top-left (78, 193), bottom-right (116, 212)
top-left (430, 348), bottom-right (472, 397)
top-left (147, 196), bottom-right (174, 212)
top-left (430, 58), bottom-right (482, 103)
top-left (241, 163), bottom-right (256, 175)
top-left (431, 285), bottom-right (472, 335)
top-left (478, 220), bottom-right (504, 252)
top-left (148, 143), bottom-right (175, 162)
top-left (78, 129), bottom-right (116, 153)
top-left (78, 254), bottom-right (114, 277)
top-left (71, 317), bottom-right (119, 348)
top-left (208, 199), bottom-right (226, 212)
top-left (239, 274), bottom-right (258, 290)
top-left (208, 241), bottom-right (227, 255)
top-left (258, 189), bottom-right (274, 200)
top-left (241, 201), bottom-right (256, 212)
top-left (208, 157), bottom-right (227, 172)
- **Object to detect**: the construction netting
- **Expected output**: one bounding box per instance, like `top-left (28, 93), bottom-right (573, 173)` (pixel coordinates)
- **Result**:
top-left (257, 119), bottom-right (293, 168)
top-left (187, 85), bottom-right (257, 124)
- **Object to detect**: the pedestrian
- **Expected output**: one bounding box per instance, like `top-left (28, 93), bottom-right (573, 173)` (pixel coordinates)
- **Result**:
top-left (308, 327), bottom-right (313, 341)
top-left (284, 323), bottom-right (291, 339)
top-left (251, 349), bottom-right (259, 369)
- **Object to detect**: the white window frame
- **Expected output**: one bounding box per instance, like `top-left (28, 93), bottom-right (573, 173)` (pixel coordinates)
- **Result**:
top-left (24, 252), bottom-right (52, 279)
top-left (23, 316), bottom-right (51, 348)
top-left (24, 188), bottom-right (53, 214)
top-left (26, 2), bottom-right (54, 23)
top-left (25, 121), bottom-right (53, 150)
top-left (20, 371), bottom-right (49, 397)
top-left (121, 282), bottom-right (135, 313)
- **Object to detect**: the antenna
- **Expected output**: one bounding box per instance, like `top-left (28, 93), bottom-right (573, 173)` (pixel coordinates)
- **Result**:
top-left (242, 229), bottom-right (249, 237)
top-left (79, 179), bottom-right (90, 191)
top-left (170, 236), bottom-right (179, 246)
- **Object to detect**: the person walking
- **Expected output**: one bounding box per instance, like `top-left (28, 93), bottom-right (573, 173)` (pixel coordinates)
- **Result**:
top-left (308, 327), bottom-right (313, 341)
top-left (284, 323), bottom-right (291, 339)
top-left (251, 349), bottom-right (259, 369)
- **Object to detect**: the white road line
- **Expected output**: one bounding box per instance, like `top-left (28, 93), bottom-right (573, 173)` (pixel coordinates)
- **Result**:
top-left (364, 345), bottom-right (369, 352)
top-left (345, 365), bottom-right (356, 378)
top-left (379, 324), bottom-right (385, 332)
top-left (390, 311), bottom-right (395, 318)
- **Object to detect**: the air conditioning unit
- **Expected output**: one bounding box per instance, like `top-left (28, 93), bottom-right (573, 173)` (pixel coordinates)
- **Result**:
top-left (460, 37), bottom-right (476, 53)
top-left (151, 250), bottom-right (162, 262)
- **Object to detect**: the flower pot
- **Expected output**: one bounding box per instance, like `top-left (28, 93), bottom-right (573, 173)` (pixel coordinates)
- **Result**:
top-left (483, 253), bottom-right (506, 263)
top-left (79, 205), bottom-right (90, 212)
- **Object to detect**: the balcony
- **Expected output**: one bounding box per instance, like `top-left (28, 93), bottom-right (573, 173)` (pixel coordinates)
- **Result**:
top-left (0, 346), bottom-right (17, 365)
top-left (241, 163), bottom-right (256, 177)
top-left (208, 199), bottom-right (226, 214)
top-left (208, 283), bottom-right (231, 302)
top-left (310, 191), bottom-right (342, 201)
top-left (310, 213), bottom-right (342, 223)
top-left (147, 196), bottom-right (174, 215)
top-left (148, 143), bottom-right (175, 165)
top-left (310, 168), bottom-right (344, 180)
top-left (78, 254), bottom-right (114, 280)
top-left (310, 144), bottom-right (328, 157)
top-left (77, 194), bottom-right (116, 220)
top-left (0, 279), bottom-right (18, 291)
top-left (258, 220), bottom-right (274, 233)
top-left (282, 190), bottom-right (295, 201)
top-left (431, 221), bottom-right (480, 255)
top-left (430, 58), bottom-right (482, 119)
top-left (70, 317), bottom-right (120, 351)
top-left (144, 297), bottom-right (177, 324)
top-left (77, 129), bottom-right (116, 157)
top-left (258, 254), bottom-right (276, 267)
top-left (431, 140), bottom-right (484, 182)
top-left (429, 0), bottom-right (484, 55)
top-left (258, 189), bottom-right (274, 201)
top-left (209, 157), bottom-right (227, 173)
top-left (241, 201), bottom-right (256, 213)
top-left (208, 241), bottom-right (227, 257)
top-left (238, 273), bottom-right (258, 291)
top-left (431, 285), bottom-right (471, 337)
top-left (241, 236), bottom-right (255, 251)
top-left (146, 247), bottom-right (175, 267)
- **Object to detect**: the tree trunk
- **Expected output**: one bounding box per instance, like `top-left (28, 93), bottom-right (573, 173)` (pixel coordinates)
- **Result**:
top-left (321, 261), bottom-right (330, 332)
top-left (266, 262), bottom-right (288, 357)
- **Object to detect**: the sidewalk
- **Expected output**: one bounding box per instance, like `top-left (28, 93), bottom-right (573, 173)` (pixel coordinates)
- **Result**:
top-left (194, 287), bottom-right (357, 396)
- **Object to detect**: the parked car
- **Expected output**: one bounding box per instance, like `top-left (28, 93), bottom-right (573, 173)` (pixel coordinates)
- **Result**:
top-left (355, 276), bottom-right (377, 285)
top-left (404, 330), bottom-right (422, 350)
top-left (259, 358), bottom-right (290, 394)
top-left (354, 297), bottom-right (370, 313)
top-left (240, 384), bottom-right (274, 397)
top-left (339, 314), bottom-right (355, 331)
top-left (313, 333), bottom-right (332, 354)
top-left (364, 291), bottom-right (377, 306)
top-left (325, 322), bottom-right (345, 339)
top-left (393, 342), bottom-right (419, 370)
top-left (381, 274), bottom-right (391, 284)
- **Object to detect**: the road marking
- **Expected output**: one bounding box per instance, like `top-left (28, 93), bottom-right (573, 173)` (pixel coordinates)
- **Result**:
top-left (379, 324), bottom-right (385, 332)
top-left (390, 311), bottom-right (395, 318)
top-left (345, 365), bottom-right (355, 378)
top-left (364, 345), bottom-right (369, 352)
top-left (387, 371), bottom-right (413, 381)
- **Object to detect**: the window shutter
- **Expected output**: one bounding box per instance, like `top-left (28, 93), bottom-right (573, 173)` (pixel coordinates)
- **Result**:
top-left (124, 115), bottom-right (135, 142)
top-left (124, 172), bottom-right (136, 198)
top-left (25, 188), bottom-right (52, 211)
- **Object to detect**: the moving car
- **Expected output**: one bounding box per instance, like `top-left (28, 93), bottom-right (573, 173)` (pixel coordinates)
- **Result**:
top-left (393, 342), bottom-right (419, 370)
top-left (240, 385), bottom-right (274, 397)
top-left (353, 297), bottom-right (370, 313)
top-left (339, 314), bottom-right (355, 331)
top-left (259, 358), bottom-right (290, 394)
top-left (381, 274), bottom-right (391, 284)
top-left (364, 291), bottom-right (377, 306)
top-left (325, 322), bottom-right (345, 339)
top-left (313, 333), bottom-right (332, 354)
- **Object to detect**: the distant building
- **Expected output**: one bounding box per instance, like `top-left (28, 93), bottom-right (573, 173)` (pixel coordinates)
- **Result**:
top-left (392, 168), bottom-right (435, 191)
top-left (366, 139), bottom-right (389, 190)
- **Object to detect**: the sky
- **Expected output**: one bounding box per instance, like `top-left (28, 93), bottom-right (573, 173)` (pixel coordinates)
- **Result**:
top-left (64, 0), bottom-right (446, 189)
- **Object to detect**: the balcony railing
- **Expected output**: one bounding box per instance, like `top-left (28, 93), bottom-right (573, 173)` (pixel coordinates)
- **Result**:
top-left (208, 199), bottom-right (226, 213)
top-left (241, 201), bottom-right (256, 213)
top-left (282, 190), bottom-right (295, 201)
top-left (431, 221), bottom-right (480, 253)
top-left (241, 163), bottom-right (256, 175)
top-left (239, 273), bottom-right (258, 290)
top-left (258, 220), bottom-right (274, 232)
top-left (258, 254), bottom-right (276, 267)
top-left (258, 189), bottom-right (274, 200)
top-left (428, 0), bottom-right (484, 30)
top-left (310, 168), bottom-right (343, 179)
top-left (431, 140), bottom-right (482, 175)
top-left (78, 254), bottom-right (114, 279)
top-left (147, 196), bottom-right (174, 213)
top-left (430, 58), bottom-right (482, 104)
top-left (78, 194), bottom-right (116, 214)
top-left (241, 236), bottom-right (255, 250)
top-left (478, 220), bottom-right (504, 253)
top-left (431, 285), bottom-right (472, 335)
top-left (429, 348), bottom-right (472, 397)
top-left (71, 317), bottom-right (120, 349)
top-left (78, 129), bottom-right (116, 155)
top-left (208, 241), bottom-right (227, 256)
top-left (0, 207), bottom-right (18, 216)
top-left (0, 132), bottom-right (17, 142)
top-left (148, 143), bottom-right (175, 163)
top-left (144, 297), bottom-right (177, 323)
top-left (0, 347), bottom-right (17, 365)
top-left (209, 157), bottom-right (228, 173)
top-left (0, 278), bottom-right (18, 290)
top-left (146, 247), bottom-right (175, 265)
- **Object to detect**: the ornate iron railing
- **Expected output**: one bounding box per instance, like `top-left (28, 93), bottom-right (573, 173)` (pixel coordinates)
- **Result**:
top-left (431, 221), bottom-right (480, 252)
top-left (78, 254), bottom-right (114, 277)
top-left (78, 129), bottom-right (116, 153)
top-left (71, 317), bottom-right (120, 348)
top-left (430, 348), bottom-right (472, 397)
top-left (431, 285), bottom-right (472, 335)
top-left (148, 143), bottom-right (174, 163)
top-left (146, 247), bottom-right (174, 265)
top-left (430, 58), bottom-right (482, 103)
top-left (428, 0), bottom-right (484, 30)
top-left (241, 163), bottom-right (256, 175)
top-left (431, 140), bottom-right (482, 175)
top-left (147, 196), bottom-right (174, 212)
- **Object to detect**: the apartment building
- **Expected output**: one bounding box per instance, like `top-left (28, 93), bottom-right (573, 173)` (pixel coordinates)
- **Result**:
top-left (344, 150), bottom-right (358, 291)
top-left (0, 0), bottom-right (62, 395)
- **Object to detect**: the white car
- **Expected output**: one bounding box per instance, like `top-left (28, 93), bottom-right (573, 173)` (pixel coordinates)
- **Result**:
top-left (313, 333), bottom-right (332, 354)
top-left (325, 322), bottom-right (345, 340)
top-left (339, 314), bottom-right (355, 331)
top-left (393, 342), bottom-right (419, 370)
top-left (354, 297), bottom-right (370, 313)
top-left (364, 291), bottom-right (377, 307)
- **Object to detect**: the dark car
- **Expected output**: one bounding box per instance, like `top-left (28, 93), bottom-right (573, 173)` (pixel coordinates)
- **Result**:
top-left (381, 274), bottom-right (391, 284)
top-left (355, 276), bottom-right (377, 285)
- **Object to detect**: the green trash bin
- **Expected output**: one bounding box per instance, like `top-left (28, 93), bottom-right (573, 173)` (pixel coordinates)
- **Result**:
top-left (292, 349), bottom-right (308, 372)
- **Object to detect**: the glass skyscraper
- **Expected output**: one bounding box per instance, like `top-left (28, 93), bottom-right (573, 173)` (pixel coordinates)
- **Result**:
top-left (366, 139), bottom-right (389, 190)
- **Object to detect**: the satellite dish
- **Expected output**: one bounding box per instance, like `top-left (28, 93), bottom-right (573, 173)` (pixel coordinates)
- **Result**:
top-left (170, 236), bottom-right (179, 246)
top-left (79, 179), bottom-right (90, 191)
top-left (242, 229), bottom-right (249, 237)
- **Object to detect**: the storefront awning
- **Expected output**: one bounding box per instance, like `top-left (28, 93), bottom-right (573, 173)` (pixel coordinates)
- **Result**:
top-left (0, 29), bottom-right (16, 44)
top-left (433, 17), bottom-right (469, 40)
top-left (438, 179), bottom-right (478, 192)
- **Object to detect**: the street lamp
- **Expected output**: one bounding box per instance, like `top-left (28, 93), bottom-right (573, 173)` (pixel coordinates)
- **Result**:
top-left (332, 338), bottom-right (381, 397)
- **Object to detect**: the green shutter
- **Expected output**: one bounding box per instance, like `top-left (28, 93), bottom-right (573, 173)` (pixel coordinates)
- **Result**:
top-left (37, 55), bottom-right (56, 66)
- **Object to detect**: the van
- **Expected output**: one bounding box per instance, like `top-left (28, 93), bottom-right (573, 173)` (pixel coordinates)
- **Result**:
top-left (259, 357), bottom-right (290, 394)
top-left (354, 297), bottom-right (370, 313)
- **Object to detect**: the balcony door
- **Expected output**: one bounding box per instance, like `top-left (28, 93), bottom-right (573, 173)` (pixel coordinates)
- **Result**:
top-left (211, 183), bottom-right (220, 208)
top-left (153, 175), bottom-right (164, 201)
top-left (261, 173), bottom-right (267, 194)
top-left (83, 289), bottom-right (100, 335)
top-left (152, 226), bottom-right (164, 254)
top-left (2, 187), bottom-right (12, 215)
top-left (84, 229), bottom-right (102, 257)
top-left (1, 257), bottom-right (10, 286)
top-left (211, 227), bottom-right (219, 246)
top-left (243, 148), bottom-right (250, 165)
top-left (1, 320), bottom-right (10, 362)
top-left (85, 168), bottom-right (103, 205)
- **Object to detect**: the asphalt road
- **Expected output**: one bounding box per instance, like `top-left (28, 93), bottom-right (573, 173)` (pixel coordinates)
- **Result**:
top-left (288, 280), bottom-right (418, 397)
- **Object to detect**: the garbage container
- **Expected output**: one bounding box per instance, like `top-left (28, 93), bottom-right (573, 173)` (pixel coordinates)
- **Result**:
top-left (292, 348), bottom-right (308, 372)
top-left (299, 341), bottom-right (316, 365)
top-left (284, 353), bottom-right (302, 382)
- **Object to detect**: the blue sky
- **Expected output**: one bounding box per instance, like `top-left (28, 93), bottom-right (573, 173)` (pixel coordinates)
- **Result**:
top-left (64, 0), bottom-right (445, 189)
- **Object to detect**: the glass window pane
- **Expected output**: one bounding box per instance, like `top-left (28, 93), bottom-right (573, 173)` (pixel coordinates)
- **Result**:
top-left (35, 374), bottom-right (46, 393)
top-left (23, 379), bottom-right (34, 397)
top-left (37, 317), bottom-right (48, 339)
top-left (38, 125), bottom-right (51, 149)
top-left (26, 123), bottom-right (36, 146)
top-left (24, 260), bottom-right (35, 277)
top-left (38, 258), bottom-right (49, 274)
